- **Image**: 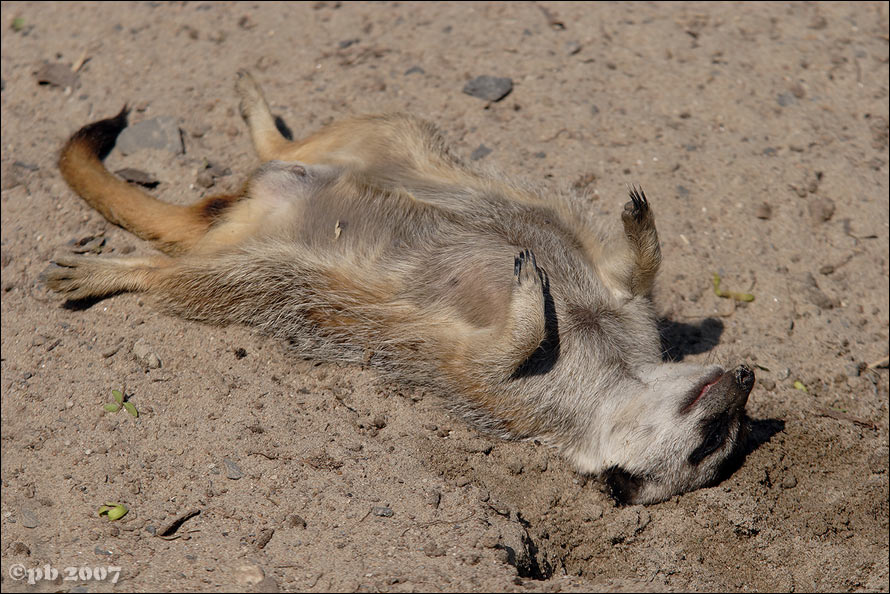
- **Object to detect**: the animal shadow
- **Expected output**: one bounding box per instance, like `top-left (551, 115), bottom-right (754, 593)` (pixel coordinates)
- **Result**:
top-left (718, 417), bottom-right (785, 484)
top-left (659, 317), bottom-right (724, 362)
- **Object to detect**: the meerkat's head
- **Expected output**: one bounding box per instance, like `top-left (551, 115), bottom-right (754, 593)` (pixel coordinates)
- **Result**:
top-left (594, 362), bottom-right (754, 505)
top-left (556, 297), bottom-right (754, 505)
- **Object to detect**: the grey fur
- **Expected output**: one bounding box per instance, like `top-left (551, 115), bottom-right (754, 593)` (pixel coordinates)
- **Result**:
top-left (46, 72), bottom-right (754, 505)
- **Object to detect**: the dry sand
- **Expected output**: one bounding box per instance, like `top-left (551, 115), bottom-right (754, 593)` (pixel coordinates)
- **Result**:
top-left (1, 2), bottom-right (888, 591)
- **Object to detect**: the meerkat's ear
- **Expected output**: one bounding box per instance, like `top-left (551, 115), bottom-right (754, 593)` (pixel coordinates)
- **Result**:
top-left (603, 465), bottom-right (645, 506)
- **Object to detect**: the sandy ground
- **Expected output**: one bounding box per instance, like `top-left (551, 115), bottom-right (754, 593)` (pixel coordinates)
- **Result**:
top-left (1, 1), bottom-right (888, 592)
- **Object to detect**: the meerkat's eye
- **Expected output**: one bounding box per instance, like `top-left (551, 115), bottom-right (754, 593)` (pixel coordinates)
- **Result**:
top-left (688, 413), bottom-right (730, 466)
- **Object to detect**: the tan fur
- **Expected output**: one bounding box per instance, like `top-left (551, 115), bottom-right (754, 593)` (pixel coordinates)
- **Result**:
top-left (46, 71), bottom-right (754, 505)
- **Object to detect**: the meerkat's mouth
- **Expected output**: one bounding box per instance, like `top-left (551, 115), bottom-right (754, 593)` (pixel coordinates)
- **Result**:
top-left (681, 368), bottom-right (725, 413)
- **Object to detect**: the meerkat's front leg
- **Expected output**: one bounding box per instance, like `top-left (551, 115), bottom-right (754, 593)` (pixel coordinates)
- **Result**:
top-left (470, 249), bottom-right (551, 381)
top-left (598, 187), bottom-right (662, 301)
top-left (621, 187), bottom-right (661, 298)
top-left (509, 249), bottom-right (548, 364)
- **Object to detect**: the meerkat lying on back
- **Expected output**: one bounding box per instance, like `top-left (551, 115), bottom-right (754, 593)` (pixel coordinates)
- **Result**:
top-left (47, 71), bottom-right (754, 505)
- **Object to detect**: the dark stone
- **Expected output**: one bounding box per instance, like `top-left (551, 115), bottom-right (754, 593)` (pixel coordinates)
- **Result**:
top-left (462, 75), bottom-right (513, 102)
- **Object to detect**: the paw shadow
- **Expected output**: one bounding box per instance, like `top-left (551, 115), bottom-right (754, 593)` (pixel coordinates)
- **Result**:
top-left (659, 317), bottom-right (724, 362)
top-left (61, 294), bottom-right (120, 310)
top-left (274, 115), bottom-right (293, 141)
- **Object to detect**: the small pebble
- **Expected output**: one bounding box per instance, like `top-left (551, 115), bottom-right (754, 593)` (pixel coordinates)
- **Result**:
top-left (68, 235), bottom-right (106, 254)
top-left (801, 273), bottom-right (838, 309)
top-left (288, 514), bottom-right (307, 529)
top-left (20, 509), bottom-right (38, 528)
top-left (117, 117), bottom-right (184, 155)
top-left (115, 168), bottom-right (159, 188)
top-left (35, 62), bottom-right (79, 89)
top-left (808, 197), bottom-right (835, 223)
top-left (423, 541), bottom-right (445, 557)
top-left (234, 563), bottom-right (265, 587)
top-left (462, 75), bottom-right (513, 102)
top-left (13, 161), bottom-right (39, 172)
top-left (102, 343), bottom-right (123, 358)
top-left (776, 93), bottom-right (795, 107)
top-left (196, 169), bottom-right (216, 188)
top-left (10, 542), bottom-right (30, 556)
top-left (133, 338), bottom-right (162, 369)
top-left (223, 457), bottom-right (244, 480)
top-left (565, 41), bottom-right (582, 55)
top-left (257, 528), bottom-right (274, 549)
top-left (372, 506), bottom-right (394, 517)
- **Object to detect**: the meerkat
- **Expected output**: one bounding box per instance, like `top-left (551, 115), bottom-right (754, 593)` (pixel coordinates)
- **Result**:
top-left (45, 71), bottom-right (754, 505)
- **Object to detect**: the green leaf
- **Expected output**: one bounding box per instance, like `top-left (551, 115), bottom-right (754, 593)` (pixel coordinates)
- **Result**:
top-left (107, 504), bottom-right (128, 521)
top-left (112, 389), bottom-right (124, 405)
top-left (713, 273), bottom-right (755, 302)
top-left (103, 403), bottom-right (121, 413)
top-left (793, 380), bottom-right (808, 392)
top-left (11, 18), bottom-right (25, 32)
top-left (122, 402), bottom-right (138, 418)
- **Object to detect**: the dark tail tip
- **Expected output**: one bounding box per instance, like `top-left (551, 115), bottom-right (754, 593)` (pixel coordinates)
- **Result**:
top-left (66, 105), bottom-right (130, 161)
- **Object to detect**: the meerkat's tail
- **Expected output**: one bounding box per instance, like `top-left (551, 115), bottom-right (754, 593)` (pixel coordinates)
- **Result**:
top-left (58, 108), bottom-right (239, 255)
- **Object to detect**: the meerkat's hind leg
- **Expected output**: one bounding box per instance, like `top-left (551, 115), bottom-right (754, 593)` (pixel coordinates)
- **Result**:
top-left (43, 254), bottom-right (173, 302)
top-left (235, 70), bottom-right (297, 162)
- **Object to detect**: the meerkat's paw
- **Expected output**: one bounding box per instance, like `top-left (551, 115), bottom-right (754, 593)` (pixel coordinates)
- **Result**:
top-left (505, 249), bottom-right (549, 375)
top-left (511, 249), bottom-right (546, 326)
top-left (43, 256), bottom-right (106, 300)
top-left (513, 248), bottom-right (544, 290)
top-left (43, 255), bottom-right (157, 301)
top-left (621, 185), bottom-right (654, 231)
top-left (235, 69), bottom-right (270, 125)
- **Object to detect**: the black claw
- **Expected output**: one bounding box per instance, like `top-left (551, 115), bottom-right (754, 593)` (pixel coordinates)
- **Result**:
top-left (626, 185), bottom-right (650, 222)
top-left (628, 185), bottom-right (648, 208)
top-left (514, 249), bottom-right (541, 286)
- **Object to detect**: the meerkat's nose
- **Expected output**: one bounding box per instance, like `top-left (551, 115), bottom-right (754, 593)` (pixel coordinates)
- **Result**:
top-left (733, 364), bottom-right (755, 407)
